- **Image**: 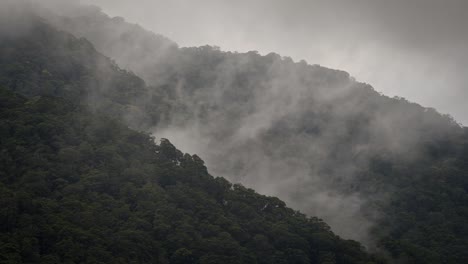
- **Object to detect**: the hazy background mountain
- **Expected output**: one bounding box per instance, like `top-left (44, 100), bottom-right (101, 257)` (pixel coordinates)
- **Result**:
top-left (79, 0), bottom-right (468, 126)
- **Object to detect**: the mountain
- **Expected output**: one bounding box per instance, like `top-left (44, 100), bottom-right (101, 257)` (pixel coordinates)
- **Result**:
top-left (39, 3), bottom-right (468, 263)
top-left (2, 1), bottom-right (468, 263)
top-left (0, 87), bottom-right (387, 264)
top-left (0, 87), bottom-right (384, 263)
top-left (0, 8), bottom-right (384, 264)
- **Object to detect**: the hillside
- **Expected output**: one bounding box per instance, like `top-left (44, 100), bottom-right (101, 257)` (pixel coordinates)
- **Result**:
top-left (1, 2), bottom-right (468, 263)
top-left (0, 87), bottom-right (385, 263)
top-left (0, 10), bottom-right (385, 264)
top-left (38, 4), bottom-right (468, 263)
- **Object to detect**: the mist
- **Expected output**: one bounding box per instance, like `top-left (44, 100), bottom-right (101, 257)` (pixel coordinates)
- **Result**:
top-left (11, 0), bottom-right (465, 248)
top-left (80, 0), bottom-right (468, 125)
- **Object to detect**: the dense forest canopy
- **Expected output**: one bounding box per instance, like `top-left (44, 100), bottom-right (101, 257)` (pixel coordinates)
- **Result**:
top-left (0, 6), bottom-right (385, 264)
top-left (0, 1), bottom-right (467, 263)
top-left (0, 86), bottom-right (386, 263)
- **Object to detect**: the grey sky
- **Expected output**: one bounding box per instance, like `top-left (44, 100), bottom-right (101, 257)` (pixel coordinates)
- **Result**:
top-left (80, 0), bottom-right (468, 124)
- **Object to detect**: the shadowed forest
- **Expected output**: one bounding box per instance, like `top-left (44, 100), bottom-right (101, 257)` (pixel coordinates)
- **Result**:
top-left (0, 1), bottom-right (467, 263)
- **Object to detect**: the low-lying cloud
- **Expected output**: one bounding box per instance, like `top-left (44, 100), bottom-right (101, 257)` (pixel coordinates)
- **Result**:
top-left (81, 0), bottom-right (468, 125)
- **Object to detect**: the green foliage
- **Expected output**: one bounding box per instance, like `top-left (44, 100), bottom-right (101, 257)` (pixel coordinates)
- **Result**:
top-left (0, 18), bottom-right (165, 131)
top-left (367, 141), bottom-right (468, 264)
top-left (0, 88), bottom-right (382, 263)
top-left (1, 10), bottom-right (467, 263)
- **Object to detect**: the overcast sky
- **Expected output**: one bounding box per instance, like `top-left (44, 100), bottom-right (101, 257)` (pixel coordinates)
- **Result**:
top-left (80, 0), bottom-right (468, 124)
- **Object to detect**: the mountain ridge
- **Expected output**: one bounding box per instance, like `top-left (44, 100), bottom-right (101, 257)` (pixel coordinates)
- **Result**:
top-left (1, 1), bottom-right (468, 263)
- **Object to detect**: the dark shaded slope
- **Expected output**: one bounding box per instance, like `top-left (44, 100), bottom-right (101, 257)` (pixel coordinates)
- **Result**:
top-left (0, 13), bottom-right (170, 130)
top-left (0, 87), bottom-right (384, 263)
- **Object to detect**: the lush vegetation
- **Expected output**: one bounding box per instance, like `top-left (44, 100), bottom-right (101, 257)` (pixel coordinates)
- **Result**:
top-left (0, 3), bottom-right (467, 263)
top-left (361, 131), bottom-right (468, 263)
top-left (0, 87), bottom-right (383, 263)
top-left (47, 6), bottom-right (468, 263)
top-left (0, 16), bottom-right (165, 130)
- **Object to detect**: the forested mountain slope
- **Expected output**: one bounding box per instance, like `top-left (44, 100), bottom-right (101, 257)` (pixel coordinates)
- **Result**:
top-left (38, 5), bottom-right (468, 263)
top-left (0, 87), bottom-right (384, 263)
top-left (0, 11), bottom-right (173, 130)
top-left (1, 2), bottom-right (468, 263)
top-left (0, 13), bottom-right (385, 263)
